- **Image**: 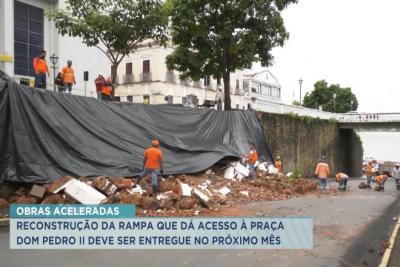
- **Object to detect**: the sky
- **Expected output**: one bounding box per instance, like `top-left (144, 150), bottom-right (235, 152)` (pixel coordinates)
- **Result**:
top-left (267, 0), bottom-right (400, 113)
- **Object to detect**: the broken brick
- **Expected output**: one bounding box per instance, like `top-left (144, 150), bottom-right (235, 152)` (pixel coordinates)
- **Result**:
top-left (41, 194), bottom-right (63, 204)
top-left (16, 195), bottom-right (38, 204)
top-left (175, 197), bottom-right (199, 210)
top-left (0, 198), bottom-right (9, 217)
top-left (111, 177), bottom-right (134, 190)
top-left (141, 197), bottom-right (161, 210)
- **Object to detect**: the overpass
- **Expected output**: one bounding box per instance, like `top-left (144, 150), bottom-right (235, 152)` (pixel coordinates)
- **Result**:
top-left (337, 113), bottom-right (400, 131)
top-left (253, 99), bottom-right (400, 131)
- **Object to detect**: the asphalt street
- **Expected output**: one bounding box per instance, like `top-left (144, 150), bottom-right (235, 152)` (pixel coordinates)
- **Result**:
top-left (1, 179), bottom-right (399, 267)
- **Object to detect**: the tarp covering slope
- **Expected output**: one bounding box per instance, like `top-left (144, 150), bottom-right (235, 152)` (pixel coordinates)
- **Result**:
top-left (0, 71), bottom-right (272, 183)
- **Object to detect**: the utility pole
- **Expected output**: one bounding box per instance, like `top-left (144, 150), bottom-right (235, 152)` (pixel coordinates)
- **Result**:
top-left (298, 78), bottom-right (303, 106)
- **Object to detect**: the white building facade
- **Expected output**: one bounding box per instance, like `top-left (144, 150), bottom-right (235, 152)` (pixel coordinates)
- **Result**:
top-left (114, 43), bottom-right (282, 110)
top-left (0, 0), bottom-right (109, 97)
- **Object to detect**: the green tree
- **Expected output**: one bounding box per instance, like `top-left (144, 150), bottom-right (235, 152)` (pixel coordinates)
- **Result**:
top-left (166, 0), bottom-right (297, 110)
top-left (47, 0), bottom-right (167, 87)
top-left (303, 80), bottom-right (358, 113)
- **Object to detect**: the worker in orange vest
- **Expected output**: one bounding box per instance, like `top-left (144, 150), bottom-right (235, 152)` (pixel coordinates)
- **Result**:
top-left (364, 162), bottom-right (373, 188)
top-left (32, 49), bottom-right (49, 89)
top-left (374, 174), bottom-right (387, 191)
top-left (61, 60), bottom-right (76, 94)
top-left (335, 172), bottom-right (349, 191)
top-left (247, 143), bottom-right (258, 179)
top-left (275, 156), bottom-right (283, 173)
top-left (101, 77), bottom-right (113, 101)
top-left (138, 140), bottom-right (164, 196)
top-left (315, 156), bottom-right (330, 191)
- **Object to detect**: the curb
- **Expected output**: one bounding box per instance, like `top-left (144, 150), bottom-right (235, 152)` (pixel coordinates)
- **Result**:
top-left (378, 216), bottom-right (400, 267)
top-left (0, 218), bottom-right (10, 228)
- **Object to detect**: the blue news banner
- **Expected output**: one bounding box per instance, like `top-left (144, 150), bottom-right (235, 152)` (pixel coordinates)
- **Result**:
top-left (9, 204), bottom-right (313, 249)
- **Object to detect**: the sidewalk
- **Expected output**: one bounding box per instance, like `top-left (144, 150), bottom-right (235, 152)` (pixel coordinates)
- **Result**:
top-left (388, 229), bottom-right (400, 266)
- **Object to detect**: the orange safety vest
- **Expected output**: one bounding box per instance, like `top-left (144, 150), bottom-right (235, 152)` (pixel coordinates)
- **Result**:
top-left (275, 160), bottom-right (282, 172)
top-left (101, 85), bottom-right (112, 96)
top-left (33, 57), bottom-right (49, 74)
top-left (248, 150), bottom-right (258, 164)
top-left (62, 66), bottom-right (75, 84)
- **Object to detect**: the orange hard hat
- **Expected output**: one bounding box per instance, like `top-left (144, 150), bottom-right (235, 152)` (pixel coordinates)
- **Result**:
top-left (152, 140), bottom-right (160, 147)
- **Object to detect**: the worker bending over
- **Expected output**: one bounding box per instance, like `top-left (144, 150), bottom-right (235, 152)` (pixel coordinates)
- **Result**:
top-left (138, 140), bottom-right (164, 196)
top-left (374, 174), bottom-right (387, 191)
top-left (335, 172), bottom-right (349, 191)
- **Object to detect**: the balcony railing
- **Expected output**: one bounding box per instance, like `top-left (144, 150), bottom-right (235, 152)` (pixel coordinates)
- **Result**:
top-left (166, 72), bottom-right (176, 83)
top-left (140, 72), bottom-right (152, 82)
top-left (123, 74), bottom-right (134, 84)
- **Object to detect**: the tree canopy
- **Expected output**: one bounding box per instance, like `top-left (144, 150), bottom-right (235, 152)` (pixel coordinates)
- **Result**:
top-left (47, 0), bottom-right (168, 84)
top-left (166, 0), bottom-right (297, 110)
top-left (303, 80), bottom-right (358, 113)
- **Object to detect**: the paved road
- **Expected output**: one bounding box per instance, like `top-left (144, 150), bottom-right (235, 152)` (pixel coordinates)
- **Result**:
top-left (1, 179), bottom-right (399, 267)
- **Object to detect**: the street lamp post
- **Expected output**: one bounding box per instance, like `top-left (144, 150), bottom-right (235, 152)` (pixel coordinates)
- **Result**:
top-left (351, 100), bottom-right (354, 111)
top-left (333, 93), bottom-right (337, 113)
top-left (49, 53), bottom-right (59, 92)
top-left (298, 78), bottom-right (303, 106)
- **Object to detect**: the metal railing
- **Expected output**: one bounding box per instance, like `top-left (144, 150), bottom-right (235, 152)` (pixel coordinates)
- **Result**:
top-left (123, 74), bottom-right (134, 84)
top-left (140, 72), bottom-right (152, 82)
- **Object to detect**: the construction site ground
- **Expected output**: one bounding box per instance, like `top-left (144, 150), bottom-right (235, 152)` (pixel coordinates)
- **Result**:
top-left (1, 178), bottom-right (399, 267)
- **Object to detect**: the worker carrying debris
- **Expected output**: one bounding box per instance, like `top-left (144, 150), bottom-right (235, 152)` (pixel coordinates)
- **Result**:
top-left (315, 156), bottom-right (330, 191)
top-left (335, 172), bottom-right (349, 191)
top-left (246, 143), bottom-right (258, 179)
top-left (137, 140), bottom-right (164, 196)
top-left (275, 156), bottom-right (282, 173)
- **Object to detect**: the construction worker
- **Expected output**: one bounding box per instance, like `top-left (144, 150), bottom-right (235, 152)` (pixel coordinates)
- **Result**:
top-left (364, 162), bottom-right (373, 188)
top-left (138, 140), bottom-right (164, 196)
top-left (315, 156), bottom-right (330, 191)
top-left (101, 77), bottom-right (113, 101)
top-left (215, 86), bottom-right (224, 111)
top-left (275, 156), bottom-right (283, 173)
top-left (55, 72), bottom-right (64, 93)
top-left (94, 74), bottom-right (105, 99)
top-left (374, 174), bottom-right (387, 191)
top-left (247, 143), bottom-right (258, 179)
top-left (61, 60), bottom-right (76, 94)
top-left (32, 49), bottom-right (49, 89)
top-left (335, 172), bottom-right (349, 191)
top-left (392, 164), bottom-right (400, 191)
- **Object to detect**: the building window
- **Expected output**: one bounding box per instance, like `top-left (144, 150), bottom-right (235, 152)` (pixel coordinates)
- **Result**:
top-left (126, 62), bottom-right (132, 75)
top-left (243, 81), bottom-right (249, 92)
top-left (127, 95), bottom-right (133, 102)
top-left (204, 75), bottom-right (210, 86)
top-left (142, 60), bottom-right (150, 73)
top-left (143, 95), bottom-right (150, 104)
top-left (14, 1), bottom-right (44, 76)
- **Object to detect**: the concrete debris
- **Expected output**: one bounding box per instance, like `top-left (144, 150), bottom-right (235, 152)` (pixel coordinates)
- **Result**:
top-left (240, 191), bottom-right (249, 197)
top-left (359, 182), bottom-right (369, 189)
top-left (224, 166), bottom-right (235, 180)
top-left (218, 186), bottom-right (231, 196)
top-left (235, 162), bottom-right (250, 177)
top-left (258, 163), bottom-right (268, 172)
top-left (1, 160), bottom-right (320, 215)
top-left (268, 165), bottom-right (279, 175)
top-left (179, 182), bottom-right (193, 197)
top-left (48, 176), bottom-right (74, 193)
top-left (29, 185), bottom-right (46, 199)
top-left (64, 179), bottom-right (106, 204)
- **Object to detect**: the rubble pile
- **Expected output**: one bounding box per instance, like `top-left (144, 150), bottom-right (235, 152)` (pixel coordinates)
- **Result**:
top-left (0, 163), bottom-right (319, 218)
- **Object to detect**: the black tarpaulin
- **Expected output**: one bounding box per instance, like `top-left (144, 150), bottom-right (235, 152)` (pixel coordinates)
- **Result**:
top-left (0, 71), bottom-right (272, 183)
